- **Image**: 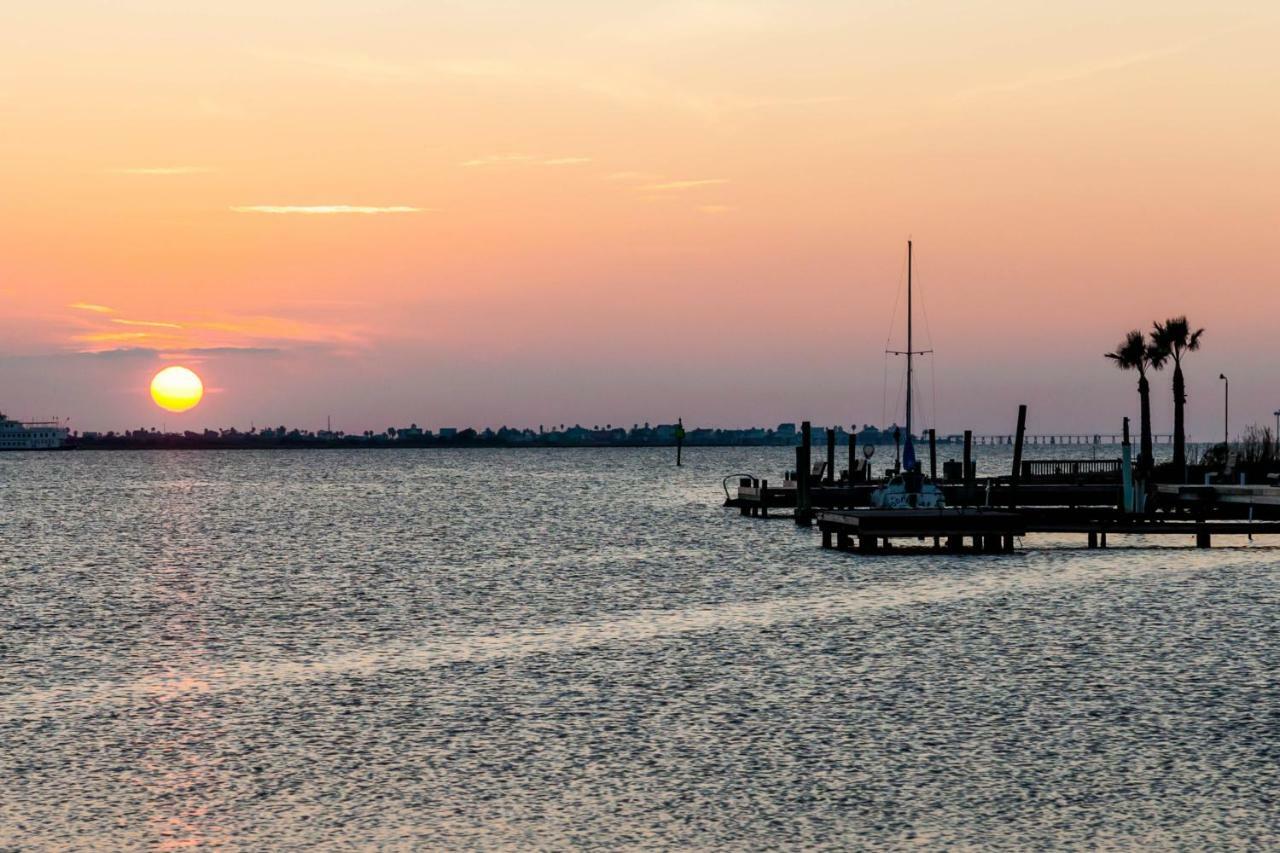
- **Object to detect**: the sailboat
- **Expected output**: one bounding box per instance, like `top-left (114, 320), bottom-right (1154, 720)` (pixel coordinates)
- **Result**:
top-left (870, 240), bottom-right (947, 510)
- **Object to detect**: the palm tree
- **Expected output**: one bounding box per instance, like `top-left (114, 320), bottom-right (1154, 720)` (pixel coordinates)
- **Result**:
top-left (1105, 330), bottom-right (1156, 477)
top-left (1149, 316), bottom-right (1205, 472)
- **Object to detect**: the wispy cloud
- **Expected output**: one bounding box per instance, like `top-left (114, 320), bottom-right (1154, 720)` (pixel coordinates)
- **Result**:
top-left (68, 300), bottom-right (368, 356)
top-left (461, 154), bottom-right (536, 167)
top-left (255, 50), bottom-right (417, 83)
top-left (461, 154), bottom-right (591, 167)
top-left (230, 205), bottom-right (425, 215)
top-left (112, 319), bottom-right (184, 329)
top-left (108, 166), bottom-right (211, 176)
top-left (639, 179), bottom-right (729, 192)
top-left (76, 331), bottom-right (150, 344)
top-left (69, 302), bottom-right (115, 314)
top-left (604, 171), bottom-right (660, 182)
top-left (76, 347), bottom-right (160, 360)
top-left (77, 345), bottom-right (281, 361)
top-left (952, 28), bottom-right (1245, 103)
top-left (698, 204), bottom-right (737, 214)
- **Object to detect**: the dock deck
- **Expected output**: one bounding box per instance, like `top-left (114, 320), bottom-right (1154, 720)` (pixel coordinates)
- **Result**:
top-left (731, 482), bottom-right (1122, 516)
top-left (816, 507), bottom-right (1280, 554)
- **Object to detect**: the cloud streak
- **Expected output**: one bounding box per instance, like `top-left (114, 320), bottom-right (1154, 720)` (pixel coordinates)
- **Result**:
top-left (230, 205), bottom-right (425, 215)
top-left (952, 27), bottom-right (1246, 103)
top-left (112, 319), bottom-right (184, 329)
top-left (461, 154), bottom-right (591, 167)
top-left (108, 166), bottom-right (211, 176)
top-left (69, 302), bottom-right (115, 314)
top-left (639, 179), bottom-right (729, 192)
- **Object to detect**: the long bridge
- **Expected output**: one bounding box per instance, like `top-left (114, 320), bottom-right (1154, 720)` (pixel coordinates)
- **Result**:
top-left (958, 433), bottom-right (1175, 446)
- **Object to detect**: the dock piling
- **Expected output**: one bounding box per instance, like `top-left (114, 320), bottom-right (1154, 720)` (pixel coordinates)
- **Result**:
top-left (826, 428), bottom-right (836, 486)
top-left (1009, 405), bottom-right (1027, 510)
top-left (929, 428), bottom-right (937, 480)
top-left (796, 422), bottom-right (813, 526)
top-left (963, 429), bottom-right (974, 494)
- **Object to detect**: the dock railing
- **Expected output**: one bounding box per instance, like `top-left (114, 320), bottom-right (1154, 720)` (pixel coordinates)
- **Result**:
top-left (1020, 459), bottom-right (1122, 479)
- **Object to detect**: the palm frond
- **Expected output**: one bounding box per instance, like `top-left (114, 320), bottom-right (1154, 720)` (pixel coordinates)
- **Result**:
top-left (1104, 330), bottom-right (1147, 371)
top-left (1148, 321), bottom-right (1172, 367)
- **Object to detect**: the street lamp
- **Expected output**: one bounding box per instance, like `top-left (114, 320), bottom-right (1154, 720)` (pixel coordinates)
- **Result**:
top-left (1218, 374), bottom-right (1229, 450)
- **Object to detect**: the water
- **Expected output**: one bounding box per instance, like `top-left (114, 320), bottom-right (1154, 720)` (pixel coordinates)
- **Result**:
top-left (2, 447), bottom-right (1276, 849)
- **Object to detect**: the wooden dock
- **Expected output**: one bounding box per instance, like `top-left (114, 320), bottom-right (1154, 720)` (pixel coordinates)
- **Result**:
top-left (730, 481), bottom-right (1123, 516)
top-left (816, 507), bottom-right (1280, 554)
top-left (1156, 484), bottom-right (1280, 516)
top-left (816, 509), bottom-right (1025, 553)
top-left (730, 416), bottom-right (1280, 554)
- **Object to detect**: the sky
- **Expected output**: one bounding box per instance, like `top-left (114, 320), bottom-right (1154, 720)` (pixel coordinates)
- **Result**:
top-left (1, 0), bottom-right (1276, 438)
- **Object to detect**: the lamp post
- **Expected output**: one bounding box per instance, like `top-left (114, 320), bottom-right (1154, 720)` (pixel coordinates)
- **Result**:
top-left (1218, 374), bottom-right (1229, 450)
top-left (1274, 408), bottom-right (1279, 440)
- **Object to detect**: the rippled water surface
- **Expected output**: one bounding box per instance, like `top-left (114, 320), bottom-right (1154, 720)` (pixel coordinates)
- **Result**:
top-left (2, 447), bottom-right (1277, 849)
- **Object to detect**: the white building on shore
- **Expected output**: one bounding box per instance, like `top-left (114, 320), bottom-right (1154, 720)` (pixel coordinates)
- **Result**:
top-left (0, 412), bottom-right (70, 450)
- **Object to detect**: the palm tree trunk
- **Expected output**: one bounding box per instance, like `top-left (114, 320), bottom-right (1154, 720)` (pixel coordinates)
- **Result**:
top-left (1172, 364), bottom-right (1186, 472)
top-left (1138, 373), bottom-right (1153, 478)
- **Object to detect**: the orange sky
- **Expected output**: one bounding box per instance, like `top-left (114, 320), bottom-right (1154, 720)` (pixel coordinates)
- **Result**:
top-left (1, 1), bottom-right (1276, 436)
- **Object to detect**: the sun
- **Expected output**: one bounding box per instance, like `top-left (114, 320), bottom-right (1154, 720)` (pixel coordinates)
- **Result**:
top-left (150, 366), bottom-right (204, 413)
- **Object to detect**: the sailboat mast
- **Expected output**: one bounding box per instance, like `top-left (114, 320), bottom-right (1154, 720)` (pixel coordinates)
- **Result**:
top-left (906, 240), bottom-right (913, 441)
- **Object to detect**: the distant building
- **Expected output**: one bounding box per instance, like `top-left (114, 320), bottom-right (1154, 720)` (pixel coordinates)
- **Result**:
top-left (0, 413), bottom-right (70, 450)
top-left (438, 427), bottom-right (457, 438)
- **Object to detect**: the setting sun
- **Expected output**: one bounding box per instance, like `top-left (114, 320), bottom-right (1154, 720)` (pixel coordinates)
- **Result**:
top-left (150, 366), bottom-right (204, 413)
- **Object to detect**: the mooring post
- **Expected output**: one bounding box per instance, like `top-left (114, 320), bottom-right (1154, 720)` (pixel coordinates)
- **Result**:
top-left (849, 432), bottom-right (858, 483)
top-left (963, 429), bottom-right (974, 497)
top-left (1009, 405), bottom-right (1027, 510)
top-left (796, 422), bottom-right (812, 526)
top-left (1120, 416), bottom-right (1135, 513)
top-left (929, 428), bottom-right (937, 480)
top-left (826, 428), bottom-right (836, 486)
top-left (760, 479), bottom-right (768, 518)
top-left (676, 417), bottom-right (685, 466)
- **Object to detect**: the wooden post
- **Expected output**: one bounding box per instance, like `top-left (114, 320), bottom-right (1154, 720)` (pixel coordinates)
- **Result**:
top-left (963, 429), bottom-right (974, 491)
top-left (826, 428), bottom-right (836, 486)
top-left (1009, 405), bottom-right (1027, 510)
top-left (849, 432), bottom-right (858, 483)
top-left (796, 422), bottom-right (813, 527)
top-left (760, 479), bottom-right (768, 518)
top-left (676, 417), bottom-right (685, 466)
top-left (929, 428), bottom-right (937, 480)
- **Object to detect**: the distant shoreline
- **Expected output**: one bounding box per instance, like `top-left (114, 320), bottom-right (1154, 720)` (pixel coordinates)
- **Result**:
top-left (9, 438), bottom-right (1143, 453)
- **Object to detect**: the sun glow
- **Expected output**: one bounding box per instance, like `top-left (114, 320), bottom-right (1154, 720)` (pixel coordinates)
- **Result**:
top-left (150, 366), bottom-right (204, 413)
